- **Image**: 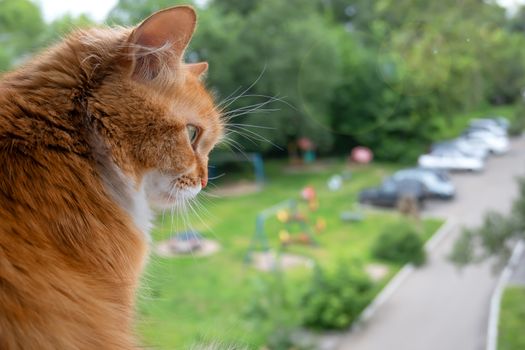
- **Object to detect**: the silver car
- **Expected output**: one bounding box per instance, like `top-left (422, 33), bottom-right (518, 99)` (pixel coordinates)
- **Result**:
top-left (389, 168), bottom-right (455, 199)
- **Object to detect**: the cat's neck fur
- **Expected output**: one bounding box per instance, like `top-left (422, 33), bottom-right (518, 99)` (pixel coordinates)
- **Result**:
top-left (0, 29), bottom-right (149, 349)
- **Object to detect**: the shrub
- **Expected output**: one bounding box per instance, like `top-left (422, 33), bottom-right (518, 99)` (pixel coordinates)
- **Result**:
top-left (510, 102), bottom-right (525, 136)
top-left (372, 221), bottom-right (426, 266)
top-left (300, 262), bottom-right (373, 330)
top-left (243, 270), bottom-right (300, 350)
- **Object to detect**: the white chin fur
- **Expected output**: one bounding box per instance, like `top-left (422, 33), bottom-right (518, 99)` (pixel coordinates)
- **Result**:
top-left (143, 171), bottom-right (201, 209)
top-left (175, 185), bottom-right (202, 202)
top-left (132, 183), bottom-right (154, 240)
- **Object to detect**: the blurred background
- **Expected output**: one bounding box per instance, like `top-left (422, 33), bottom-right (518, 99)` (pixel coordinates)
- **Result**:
top-left (2, 0), bottom-right (525, 349)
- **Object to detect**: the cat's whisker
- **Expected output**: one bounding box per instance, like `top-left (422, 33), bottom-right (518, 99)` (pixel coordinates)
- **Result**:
top-left (207, 173), bottom-right (226, 181)
top-left (218, 93), bottom-right (292, 117)
top-left (215, 86), bottom-right (242, 109)
top-left (225, 129), bottom-right (260, 148)
top-left (219, 95), bottom-right (290, 117)
top-left (221, 102), bottom-right (273, 116)
top-left (227, 123), bottom-right (276, 130)
top-left (168, 185), bottom-right (184, 235)
top-left (192, 195), bottom-right (215, 219)
top-left (222, 108), bottom-right (279, 122)
top-left (215, 64), bottom-right (267, 111)
top-left (226, 127), bottom-right (283, 151)
top-left (200, 189), bottom-right (220, 197)
top-left (221, 98), bottom-right (280, 118)
top-left (187, 198), bottom-right (221, 247)
top-left (219, 136), bottom-right (251, 161)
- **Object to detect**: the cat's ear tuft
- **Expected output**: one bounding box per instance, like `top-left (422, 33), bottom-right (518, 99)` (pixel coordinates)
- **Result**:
top-left (127, 6), bottom-right (197, 81)
top-left (186, 62), bottom-right (208, 78)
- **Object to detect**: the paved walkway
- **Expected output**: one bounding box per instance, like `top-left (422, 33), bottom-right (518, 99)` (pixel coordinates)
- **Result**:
top-left (509, 252), bottom-right (525, 286)
top-left (338, 138), bottom-right (525, 350)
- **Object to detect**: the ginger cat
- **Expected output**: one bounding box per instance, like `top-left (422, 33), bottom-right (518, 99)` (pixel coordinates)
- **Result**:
top-left (0, 6), bottom-right (222, 349)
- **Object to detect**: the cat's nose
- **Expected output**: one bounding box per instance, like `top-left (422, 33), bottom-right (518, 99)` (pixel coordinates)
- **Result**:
top-left (201, 178), bottom-right (207, 189)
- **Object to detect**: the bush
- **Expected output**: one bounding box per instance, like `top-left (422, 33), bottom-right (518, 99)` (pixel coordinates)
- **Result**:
top-left (300, 262), bottom-right (373, 330)
top-left (510, 102), bottom-right (525, 136)
top-left (243, 270), bottom-right (301, 350)
top-left (372, 222), bottom-right (426, 266)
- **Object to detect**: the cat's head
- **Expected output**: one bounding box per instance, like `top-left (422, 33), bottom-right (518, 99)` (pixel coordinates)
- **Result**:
top-left (81, 6), bottom-right (222, 208)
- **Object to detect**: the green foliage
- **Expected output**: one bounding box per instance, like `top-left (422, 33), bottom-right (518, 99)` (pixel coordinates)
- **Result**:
top-left (0, 0), bottom-right (95, 73)
top-left (132, 160), bottom-right (442, 348)
top-left (0, 0), bottom-right (45, 71)
top-left (243, 269), bottom-right (300, 350)
top-left (39, 14), bottom-right (95, 46)
top-left (2, 0), bottom-right (525, 160)
top-left (300, 262), bottom-right (373, 330)
top-left (193, 0), bottom-right (343, 153)
top-left (328, 0), bottom-right (525, 161)
top-left (118, 0), bottom-right (523, 161)
top-left (451, 177), bottom-right (525, 266)
top-left (107, 0), bottom-right (195, 25)
top-left (499, 286), bottom-right (525, 350)
top-left (510, 102), bottom-right (525, 136)
top-left (372, 221), bottom-right (426, 266)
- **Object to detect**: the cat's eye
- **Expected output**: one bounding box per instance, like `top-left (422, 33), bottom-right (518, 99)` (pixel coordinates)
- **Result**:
top-left (186, 124), bottom-right (199, 145)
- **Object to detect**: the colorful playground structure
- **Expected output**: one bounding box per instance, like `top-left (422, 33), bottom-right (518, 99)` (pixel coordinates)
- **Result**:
top-left (245, 186), bottom-right (326, 262)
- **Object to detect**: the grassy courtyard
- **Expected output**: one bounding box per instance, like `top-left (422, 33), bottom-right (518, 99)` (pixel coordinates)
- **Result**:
top-left (137, 160), bottom-right (443, 348)
top-left (499, 286), bottom-right (525, 350)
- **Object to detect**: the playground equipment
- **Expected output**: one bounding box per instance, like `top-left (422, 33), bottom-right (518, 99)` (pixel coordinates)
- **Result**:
top-left (297, 137), bottom-right (316, 164)
top-left (350, 146), bottom-right (373, 164)
top-left (245, 187), bottom-right (326, 263)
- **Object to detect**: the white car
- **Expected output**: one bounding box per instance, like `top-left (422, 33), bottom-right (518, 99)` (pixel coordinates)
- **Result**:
top-left (418, 149), bottom-right (484, 172)
top-left (462, 130), bottom-right (510, 155)
top-left (453, 138), bottom-right (490, 159)
top-left (390, 168), bottom-right (456, 199)
top-left (470, 118), bottom-right (509, 133)
top-left (468, 123), bottom-right (507, 137)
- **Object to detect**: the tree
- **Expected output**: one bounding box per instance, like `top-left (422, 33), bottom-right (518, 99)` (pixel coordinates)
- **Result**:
top-left (0, 0), bottom-right (46, 71)
top-left (103, 0), bottom-right (525, 159)
top-left (215, 0), bottom-right (343, 153)
top-left (39, 14), bottom-right (96, 47)
top-left (451, 178), bottom-right (525, 266)
top-left (106, 0), bottom-right (197, 25)
top-left (210, 0), bottom-right (259, 16)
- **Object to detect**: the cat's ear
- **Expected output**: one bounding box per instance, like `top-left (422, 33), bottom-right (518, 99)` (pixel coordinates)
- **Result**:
top-left (127, 6), bottom-right (197, 81)
top-left (186, 62), bottom-right (208, 78)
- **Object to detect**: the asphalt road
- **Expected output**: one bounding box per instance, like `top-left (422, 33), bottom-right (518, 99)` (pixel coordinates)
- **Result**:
top-left (338, 137), bottom-right (525, 350)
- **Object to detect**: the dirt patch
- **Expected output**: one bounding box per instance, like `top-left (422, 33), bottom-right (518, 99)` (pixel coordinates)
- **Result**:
top-left (250, 250), bottom-right (313, 272)
top-left (365, 263), bottom-right (390, 281)
top-left (155, 239), bottom-right (221, 258)
top-left (211, 180), bottom-right (261, 197)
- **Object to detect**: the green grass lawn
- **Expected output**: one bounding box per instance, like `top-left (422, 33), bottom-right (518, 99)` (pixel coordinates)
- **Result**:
top-left (137, 160), bottom-right (443, 349)
top-left (498, 285), bottom-right (525, 350)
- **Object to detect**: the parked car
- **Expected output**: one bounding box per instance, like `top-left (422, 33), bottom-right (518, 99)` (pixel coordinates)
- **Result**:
top-left (461, 130), bottom-right (510, 155)
top-left (470, 117), bottom-right (509, 132)
top-left (389, 168), bottom-right (455, 199)
top-left (467, 123), bottom-right (507, 138)
top-left (493, 116), bottom-right (510, 130)
top-left (358, 179), bottom-right (426, 208)
top-left (418, 148), bottom-right (484, 172)
top-left (431, 139), bottom-right (488, 160)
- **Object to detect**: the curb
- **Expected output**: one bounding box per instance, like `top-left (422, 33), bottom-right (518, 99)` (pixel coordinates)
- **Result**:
top-left (486, 240), bottom-right (525, 350)
top-left (292, 219), bottom-right (455, 350)
top-left (355, 218), bottom-right (455, 326)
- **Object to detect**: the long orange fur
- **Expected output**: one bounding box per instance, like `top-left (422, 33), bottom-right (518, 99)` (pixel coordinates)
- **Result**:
top-left (0, 6), bottom-right (222, 349)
